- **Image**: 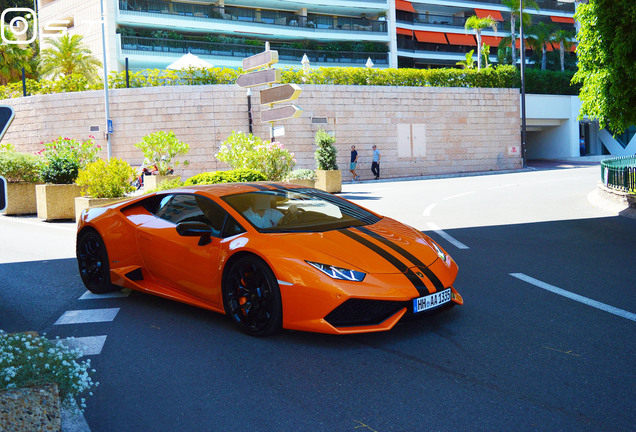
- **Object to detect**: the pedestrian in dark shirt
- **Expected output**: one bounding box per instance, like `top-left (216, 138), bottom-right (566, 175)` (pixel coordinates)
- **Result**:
top-left (349, 145), bottom-right (360, 181)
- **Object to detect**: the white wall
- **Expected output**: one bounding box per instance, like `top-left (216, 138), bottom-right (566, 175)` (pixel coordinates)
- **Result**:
top-left (524, 94), bottom-right (582, 159)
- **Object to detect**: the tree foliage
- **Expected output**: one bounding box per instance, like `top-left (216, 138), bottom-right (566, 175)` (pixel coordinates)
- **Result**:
top-left (573, 0), bottom-right (636, 134)
top-left (38, 34), bottom-right (102, 83)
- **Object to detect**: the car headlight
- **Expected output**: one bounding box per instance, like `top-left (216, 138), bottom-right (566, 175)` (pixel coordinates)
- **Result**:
top-left (431, 242), bottom-right (446, 262)
top-left (306, 261), bottom-right (366, 282)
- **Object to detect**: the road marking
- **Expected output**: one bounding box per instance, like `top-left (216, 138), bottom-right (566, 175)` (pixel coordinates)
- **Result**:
top-left (58, 335), bottom-right (107, 357)
top-left (422, 203), bottom-right (437, 217)
top-left (543, 346), bottom-right (580, 357)
top-left (54, 308), bottom-right (120, 325)
top-left (79, 289), bottom-right (131, 300)
top-left (510, 273), bottom-right (636, 322)
top-left (443, 191), bottom-right (474, 201)
top-left (426, 222), bottom-right (469, 250)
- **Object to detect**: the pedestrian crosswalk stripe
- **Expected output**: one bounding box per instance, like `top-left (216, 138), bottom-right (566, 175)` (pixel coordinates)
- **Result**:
top-left (79, 289), bottom-right (131, 300)
top-left (54, 308), bottom-right (120, 325)
top-left (58, 335), bottom-right (107, 357)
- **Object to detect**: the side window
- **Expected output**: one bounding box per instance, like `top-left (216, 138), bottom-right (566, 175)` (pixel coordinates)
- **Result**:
top-left (221, 216), bottom-right (245, 238)
top-left (145, 193), bottom-right (245, 238)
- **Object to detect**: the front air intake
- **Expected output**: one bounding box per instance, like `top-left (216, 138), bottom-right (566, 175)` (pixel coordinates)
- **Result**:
top-left (324, 299), bottom-right (405, 327)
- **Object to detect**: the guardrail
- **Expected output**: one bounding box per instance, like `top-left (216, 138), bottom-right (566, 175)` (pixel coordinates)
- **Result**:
top-left (601, 156), bottom-right (636, 193)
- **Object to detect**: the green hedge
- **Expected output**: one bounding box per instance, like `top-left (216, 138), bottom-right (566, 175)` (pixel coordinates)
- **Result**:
top-left (0, 66), bottom-right (581, 99)
top-left (184, 168), bottom-right (266, 186)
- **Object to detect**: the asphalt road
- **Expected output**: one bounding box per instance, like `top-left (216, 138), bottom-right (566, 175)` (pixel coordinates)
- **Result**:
top-left (1, 164), bottom-right (634, 431)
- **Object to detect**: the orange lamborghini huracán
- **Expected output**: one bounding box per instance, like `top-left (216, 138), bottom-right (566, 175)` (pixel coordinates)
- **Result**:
top-left (76, 182), bottom-right (463, 336)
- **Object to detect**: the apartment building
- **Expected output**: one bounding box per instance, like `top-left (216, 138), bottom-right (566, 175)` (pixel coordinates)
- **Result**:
top-left (36, 0), bottom-right (576, 73)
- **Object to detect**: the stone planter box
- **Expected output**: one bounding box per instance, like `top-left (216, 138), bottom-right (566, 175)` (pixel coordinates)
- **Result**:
top-left (36, 184), bottom-right (82, 221)
top-left (143, 174), bottom-right (180, 191)
top-left (315, 170), bottom-right (341, 193)
top-left (0, 383), bottom-right (61, 431)
top-left (75, 196), bottom-right (126, 222)
top-left (284, 179), bottom-right (315, 188)
top-left (2, 182), bottom-right (41, 215)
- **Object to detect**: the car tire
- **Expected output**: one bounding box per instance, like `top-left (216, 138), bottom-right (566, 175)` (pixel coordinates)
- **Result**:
top-left (76, 229), bottom-right (118, 294)
top-left (222, 255), bottom-right (282, 337)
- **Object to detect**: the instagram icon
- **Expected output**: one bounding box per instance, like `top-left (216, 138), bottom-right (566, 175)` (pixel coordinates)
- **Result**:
top-left (1, 8), bottom-right (38, 45)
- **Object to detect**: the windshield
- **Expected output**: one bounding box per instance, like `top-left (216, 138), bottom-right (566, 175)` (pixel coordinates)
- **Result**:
top-left (221, 188), bottom-right (381, 232)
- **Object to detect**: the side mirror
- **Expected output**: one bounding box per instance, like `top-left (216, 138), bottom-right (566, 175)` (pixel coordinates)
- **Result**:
top-left (176, 221), bottom-right (212, 246)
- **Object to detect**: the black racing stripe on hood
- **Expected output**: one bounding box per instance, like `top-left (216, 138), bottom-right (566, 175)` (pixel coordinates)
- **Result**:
top-left (355, 226), bottom-right (444, 292)
top-left (339, 229), bottom-right (430, 296)
top-left (244, 183), bottom-right (272, 191)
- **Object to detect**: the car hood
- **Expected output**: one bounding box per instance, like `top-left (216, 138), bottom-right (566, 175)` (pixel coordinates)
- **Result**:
top-left (267, 218), bottom-right (440, 274)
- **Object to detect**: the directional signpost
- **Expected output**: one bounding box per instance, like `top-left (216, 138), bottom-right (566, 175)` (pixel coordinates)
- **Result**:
top-left (236, 46), bottom-right (302, 140)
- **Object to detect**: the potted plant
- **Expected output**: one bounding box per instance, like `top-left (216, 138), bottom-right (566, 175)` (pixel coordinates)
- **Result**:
top-left (0, 331), bottom-right (97, 430)
top-left (75, 158), bottom-right (136, 221)
top-left (0, 147), bottom-right (43, 215)
top-left (284, 168), bottom-right (316, 188)
top-left (314, 129), bottom-right (341, 193)
top-left (36, 137), bottom-right (100, 221)
top-left (135, 130), bottom-right (189, 190)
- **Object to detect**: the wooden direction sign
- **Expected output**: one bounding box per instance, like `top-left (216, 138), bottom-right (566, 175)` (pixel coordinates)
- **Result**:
top-left (242, 50), bottom-right (279, 72)
top-left (261, 105), bottom-right (303, 123)
top-left (235, 68), bottom-right (281, 88)
top-left (260, 84), bottom-right (302, 105)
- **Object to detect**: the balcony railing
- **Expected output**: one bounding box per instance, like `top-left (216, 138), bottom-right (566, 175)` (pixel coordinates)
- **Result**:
top-left (121, 36), bottom-right (389, 66)
top-left (398, 13), bottom-right (505, 31)
top-left (119, 0), bottom-right (388, 33)
top-left (448, 0), bottom-right (574, 13)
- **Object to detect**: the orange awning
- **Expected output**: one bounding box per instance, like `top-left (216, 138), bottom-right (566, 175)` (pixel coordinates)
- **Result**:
top-left (515, 38), bottom-right (531, 50)
top-left (569, 44), bottom-right (577, 52)
top-left (414, 31), bottom-right (448, 44)
top-left (396, 27), bottom-right (413, 37)
top-left (481, 36), bottom-right (502, 47)
top-left (446, 33), bottom-right (476, 46)
top-left (396, 0), bottom-right (416, 13)
top-left (550, 16), bottom-right (575, 24)
top-left (474, 9), bottom-right (504, 21)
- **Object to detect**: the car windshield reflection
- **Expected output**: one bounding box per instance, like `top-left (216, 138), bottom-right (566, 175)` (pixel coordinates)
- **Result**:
top-left (222, 188), bottom-right (381, 232)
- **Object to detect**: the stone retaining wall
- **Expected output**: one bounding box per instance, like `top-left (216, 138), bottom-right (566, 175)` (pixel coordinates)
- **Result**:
top-left (0, 85), bottom-right (521, 180)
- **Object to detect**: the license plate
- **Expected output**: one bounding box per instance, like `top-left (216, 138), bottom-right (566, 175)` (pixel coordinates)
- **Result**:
top-left (413, 289), bottom-right (451, 313)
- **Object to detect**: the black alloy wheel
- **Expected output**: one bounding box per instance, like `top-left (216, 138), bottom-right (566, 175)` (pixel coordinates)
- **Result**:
top-left (76, 230), bottom-right (118, 294)
top-left (223, 256), bottom-right (282, 336)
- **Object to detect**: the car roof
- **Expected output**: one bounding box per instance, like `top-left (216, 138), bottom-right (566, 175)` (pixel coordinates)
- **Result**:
top-left (167, 182), bottom-right (303, 198)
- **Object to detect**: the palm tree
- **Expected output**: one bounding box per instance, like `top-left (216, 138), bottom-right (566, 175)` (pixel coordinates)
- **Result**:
top-left (527, 22), bottom-right (557, 70)
top-left (552, 29), bottom-right (574, 72)
top-left (464, 15), bottom-right (497, 70)
top-left (503, 0), bottom-right (539, 66)
top-left (0, 27), bottom-right (33, 85)
top-left (39, 34), bottom-right (102, 82)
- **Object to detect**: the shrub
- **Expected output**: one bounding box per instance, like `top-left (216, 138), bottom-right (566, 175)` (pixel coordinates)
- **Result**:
top-left (76, 158), bottom-right (136, 198)
top-left (285, 169), bottom-right (316, 181)
top-left (314, 129), bottom-right (338, 170)
top-left (135, 130), bottom-right (190, 175)
top-left (0, 151), bottom-right (43, 182)
top-left (216, 132), bottom-right (296, 181)
top-left (184, 168), bottom-right (266, 185)
top-left (0, 331), bottom-right (98, 410)
top-left (40, 154), bottom-right (80, 184)
top-left (39, 136), bottom-right (101, 184)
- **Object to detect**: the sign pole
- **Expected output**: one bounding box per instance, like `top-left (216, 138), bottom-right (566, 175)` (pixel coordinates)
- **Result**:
top-left (520, 0), bottom-right (527, 169)
top-left (100, 0), bottom-right (111, 160)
